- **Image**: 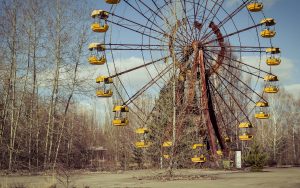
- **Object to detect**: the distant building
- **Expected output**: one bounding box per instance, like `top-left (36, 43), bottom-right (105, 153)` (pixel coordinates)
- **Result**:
top-left (88, 146), bottom-right (107, 168)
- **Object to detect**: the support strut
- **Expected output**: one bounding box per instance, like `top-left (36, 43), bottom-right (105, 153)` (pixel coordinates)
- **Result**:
top-left (194, 46), bottom-right (228, 162)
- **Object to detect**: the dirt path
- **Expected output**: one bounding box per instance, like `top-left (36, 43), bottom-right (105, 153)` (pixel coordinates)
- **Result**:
top-left (0, 168), bottom-right (299, 188)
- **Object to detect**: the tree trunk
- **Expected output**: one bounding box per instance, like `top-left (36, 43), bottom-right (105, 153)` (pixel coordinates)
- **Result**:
top-left (8, 4), bottom-right (17, 170)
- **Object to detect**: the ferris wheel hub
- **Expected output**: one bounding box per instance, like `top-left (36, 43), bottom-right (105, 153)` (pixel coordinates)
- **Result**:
top-left (192, 41), bottom-right (203, 51)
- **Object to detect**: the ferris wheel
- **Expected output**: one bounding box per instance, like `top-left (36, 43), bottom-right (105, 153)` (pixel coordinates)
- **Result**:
top-left (88, 0), bottom-right (280, 163)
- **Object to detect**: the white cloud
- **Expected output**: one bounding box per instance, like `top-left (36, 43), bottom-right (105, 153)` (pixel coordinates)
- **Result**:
top-left (239, 55), bottom-right (299, 100)
top-left (241, 56), bottom-right (295, 83)
top-left (284, 84), bottom-right (300, 99)
top-left (36, 56), bottom-right (170, 93)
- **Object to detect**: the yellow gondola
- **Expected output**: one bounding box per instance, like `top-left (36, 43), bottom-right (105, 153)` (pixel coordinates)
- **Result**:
top-left (96, 76), bottom-right (113, 98)
top-left (247, 1), bottom-right (263, 12)
top-left (89, 43), bottom-right (105, 51)
top-left (135, 128), bottom-right (150, 148)
top-left (239, 133), bottom-right (253, 141)
top-left (255, 111), bottom-right (270, 119)
top-left (178, 72), bottom-right (186, 81)
top-left (163, 154), bottom-right (170, 159)
top-left (225, 137), bottom-right (231, 143)
top-left (192, 143), bottom-right (205, 149)
top-left (88, 55), bottom-right (106, 65)
top-left (113, 105), bottom-right (129, 126)
top-left (266, 47), bottom-right (280, 54)
top-left (256, 101), bottom-right (269, 107)
top-left (239, 122), bottom-right (253, 141)
top-left (113, 105), bottom-right (129, 112)
top-left (96, 76), bottom-right (113, 84)
top-left (91, 10), bottom-right (109, 33)
top-left (264, 75), bottom-right (278, 82)
top-left (239, 122), bottom-right (253, 128)
top-left (135, 141), bottom-right (151, 148)
top-left (105, 0), bottom-right (121, 4)
top-left (264, 74), bottom-right (279, 94)
top-left (163, 141), bottom-right (172, 147)
top-left (260, 29), bottom-right (276, 38)
top-left (266, 57), bottom-right (281, 66)
top-left (91, 10), bottom-right (109, 19)
top-left (88, 43), bottom-right (106, 65)
top-left (261, 18), bottom-right (276, 26)
top-left (264, 86), bottom-right (279, 93)
top-left (96, 90), bottom-right (113, 97)
top-left (191, 155), bottom-right (206, 163)
top-left (91, 23), bottom-right (109, 33)
top-left (135, 128), bottom-right (149, 134)
top-left (217, 150), bottom-right (223, 156)
top-left (112, 118), bottom-right (128, 126)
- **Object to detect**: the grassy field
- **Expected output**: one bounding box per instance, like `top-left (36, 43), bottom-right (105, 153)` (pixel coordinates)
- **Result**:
top-left (0, 167), bottom-right (300, 188)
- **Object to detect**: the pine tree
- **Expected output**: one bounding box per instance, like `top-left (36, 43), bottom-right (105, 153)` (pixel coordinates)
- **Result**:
top-left (244, 141), bottom-right (268, 171)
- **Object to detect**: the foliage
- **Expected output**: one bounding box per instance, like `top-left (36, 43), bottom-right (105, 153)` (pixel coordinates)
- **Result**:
top-left (243, 141), bottom-right (268, 171)
top-left (132, 147), bottom-right (143, 169)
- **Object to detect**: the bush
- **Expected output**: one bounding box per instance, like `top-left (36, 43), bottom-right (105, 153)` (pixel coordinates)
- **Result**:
top-left (243, 141), bottom-right (268, 171)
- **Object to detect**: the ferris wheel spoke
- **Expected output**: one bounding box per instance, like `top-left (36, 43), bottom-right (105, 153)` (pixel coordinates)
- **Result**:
top-left (154, 0), bottom-right (193, 46)
top-left (179, 0), bottom-right (195, 39)
top-left (136, 0), bottom-right (179, 41)
top-left (198, 0), bottom-right (225, 40)
top-left (204, 48), bottom-right (263, 53)
top-left (207, 50), bottom-right (270, 75)
top-left (141, 46), bottom-right (169, 88)
top-left (217, 66), bottom-right (265, 102)
top-left (194, 0), bottom-right (203, 17)
top-left (192, 0), bottom-right (197, 21)
top-left (104, 43), bottom-right (168, 47)
top-left (210, 89), bottom-right (230, 136)
top-left (212, 67), bottom-right (255, 105)
top-left (109, 55), bottom-right (172, 79)
top-left (208, 79), bottom-right (241, 125)
top-left (209, 72), bottom-right (251, 123)
top-left (222, 62), bottom-right (263, 79)
top-left (109, 76), bottom-right (148, 125)
top-left (106, 20), bottom-right (167, 43)
top-left (204, 51), bottom-right (266, 101)
top-left (203, 22), bottom-right (263, 45)
top-left (149, 0), bottom-right (186, 46)
top-left (122, 0), bottom-right (167, 34)
top-left (163, 0), bottom-right (194, 41)
top-left (123, 64), bottom-right (173, 106)
top-left (177, 26), bottom-right (191, 45)
top-left (105, 44), bottom-right (169, 51)
top-left (205, 45), bottom-right (269, 49)
top-left (109, 12), bottom-right (166, 36)
top-left (200, 0), bottom-right (209, 26)
top-left (136, 0), bottom-right (166, 22)
top-left (106, 48), bottom-right (168, 51)
top-left (198, 0), bottom-right (224, 40)
top-left (201, 0), bottom-right (252, 42)
top-left (150, 0), bottom-right (171, 25)
top-left (191, 0), bottom-right (209, 40)
top-left (108, 42), bottom-right (165, 124)
top-left (209, 86), bottom-right (249, 127)
top-left (204, 52), bottom-right (265, 79)
top-left (128, 106), bottom-right (149, 125)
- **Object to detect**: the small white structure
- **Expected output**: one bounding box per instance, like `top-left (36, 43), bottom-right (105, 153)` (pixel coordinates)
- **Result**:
top-left (235, 151), bottom-right (242, 169)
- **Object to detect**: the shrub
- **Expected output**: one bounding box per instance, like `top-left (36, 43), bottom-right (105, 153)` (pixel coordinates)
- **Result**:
top-left (243, 141), bottom-right (268, 171)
